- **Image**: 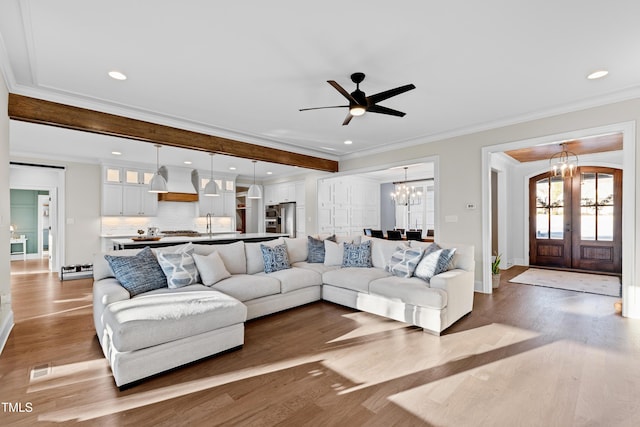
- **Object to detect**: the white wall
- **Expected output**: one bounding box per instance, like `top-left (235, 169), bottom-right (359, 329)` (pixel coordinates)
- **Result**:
top-left (10, 157), bottom-right (102, 267)
top-left (0, 68), bottom-right (13, 352)
top-left (340, 98), bottom-right (640, 301)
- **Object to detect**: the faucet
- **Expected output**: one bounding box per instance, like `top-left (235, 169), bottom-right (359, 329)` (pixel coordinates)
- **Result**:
top-left (206, 213), bottom-right (212, 236)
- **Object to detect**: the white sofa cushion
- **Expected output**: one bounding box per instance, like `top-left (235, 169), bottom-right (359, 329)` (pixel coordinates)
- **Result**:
top-left (212, 274), bottom-right (280, 302)
top-left (284, 237), bottom-right (308, 263)
top-left (245, 238), bottom-right (285, 274)
top-left (103, 290), bottom-right (246, 352)
top-left (193, 251), bottom-right (232, 286)
top-left (369, 277), bottom-right (448, 309)
top-left (322, 267), bottom-right (391, 293)
top-left (94, 248), bottom-right (142, 281)
top-left (192, 241), bottom-right (247, 275)
top-left (292, 261), bottom-right (340, 275)
top-left (363, 236), bottom-right (406, 269)
top-left (256, 267), bottom-right (322, 293)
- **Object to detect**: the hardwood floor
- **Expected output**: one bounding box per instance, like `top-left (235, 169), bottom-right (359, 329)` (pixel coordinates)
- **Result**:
top-left (1, 261), bottom-right (640, 426)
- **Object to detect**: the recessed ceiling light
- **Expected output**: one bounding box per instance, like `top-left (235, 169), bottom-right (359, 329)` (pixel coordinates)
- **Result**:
top-left (267, 171), bottom-right (273, 175)
top-left (229, 166), bottom-right (236, 170)
top-left (108, 70), bottom-right (127, 80)
top-left (344, 140), bottom-right (353, 145)
top-left (183, 161), bottom-right (192, 165)
top-left (587, 70), bottom-right (608, 80)
top-left (111, 151), bottom-right (122, 156)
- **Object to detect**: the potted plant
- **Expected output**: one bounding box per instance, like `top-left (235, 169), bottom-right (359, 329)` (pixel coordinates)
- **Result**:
top-left (491, 253), bottom-right (502, 289)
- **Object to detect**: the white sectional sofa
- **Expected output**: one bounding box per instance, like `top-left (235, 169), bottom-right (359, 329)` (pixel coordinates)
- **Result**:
top-left (93, 236), bottom-right (475, 388)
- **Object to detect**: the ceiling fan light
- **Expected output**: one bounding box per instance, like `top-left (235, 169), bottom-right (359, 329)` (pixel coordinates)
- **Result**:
top-left (350, 106), bottom-right (366, 116)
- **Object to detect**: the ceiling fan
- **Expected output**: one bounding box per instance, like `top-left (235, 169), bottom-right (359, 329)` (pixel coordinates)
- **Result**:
top-left (299, 72), bottom-right (416, 125)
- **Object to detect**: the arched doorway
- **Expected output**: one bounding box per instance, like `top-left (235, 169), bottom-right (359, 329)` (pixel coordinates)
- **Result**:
top-left (529, 166), bottom-right (622, 274)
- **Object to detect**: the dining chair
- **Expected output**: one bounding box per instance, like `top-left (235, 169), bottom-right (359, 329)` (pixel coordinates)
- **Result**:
top-left (370, 229), bottom-right (384, 238)
top-left (386, 230), bottom-right (402, 240)
top-left (405, 230), bottom-right (422, 241)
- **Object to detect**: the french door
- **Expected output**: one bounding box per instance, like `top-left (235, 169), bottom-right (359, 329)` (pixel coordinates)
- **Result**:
top-left (529, 167), bottom-right (622, 274)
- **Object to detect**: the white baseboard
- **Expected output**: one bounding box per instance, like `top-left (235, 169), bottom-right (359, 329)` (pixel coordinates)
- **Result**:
top-left (0, 307), bottom-right (15, 355)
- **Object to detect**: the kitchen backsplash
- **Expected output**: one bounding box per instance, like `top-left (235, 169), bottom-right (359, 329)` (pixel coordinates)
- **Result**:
top-left (101, 201), bottom-right (233, 235)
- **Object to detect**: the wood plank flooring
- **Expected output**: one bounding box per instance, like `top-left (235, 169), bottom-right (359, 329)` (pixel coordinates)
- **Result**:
top-left (1, 261), bottom-right (640, 426)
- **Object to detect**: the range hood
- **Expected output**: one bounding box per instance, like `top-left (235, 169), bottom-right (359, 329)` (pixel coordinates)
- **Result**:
top-left (156, 166), bottom-right (200, 202)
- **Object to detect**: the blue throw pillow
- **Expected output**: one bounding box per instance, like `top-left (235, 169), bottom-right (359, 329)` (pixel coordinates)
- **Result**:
top-left (342, 240), bottom-right (372, 268)
top-left (307, 235), bottom-right (336, 263)
top-left (104, 246), bottom-right (167, 296)
top-left (260, 243), bottom-right (291, 273)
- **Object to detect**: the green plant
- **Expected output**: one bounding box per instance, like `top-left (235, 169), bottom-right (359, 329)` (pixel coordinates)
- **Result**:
top-left (491, 253), bottom-right (502, 275)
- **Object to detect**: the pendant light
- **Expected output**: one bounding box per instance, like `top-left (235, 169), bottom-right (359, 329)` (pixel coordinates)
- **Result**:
top-left (549, 142), bottom-right (578, 178)
top-left (203, 153), bottom-right (220, 196)
top-left (247, 160), bottom-right (262, 199)
top-left (149, 144), bottom-right (168, 193)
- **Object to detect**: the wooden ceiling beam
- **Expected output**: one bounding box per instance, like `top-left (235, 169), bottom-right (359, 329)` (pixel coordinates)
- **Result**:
top-left (8, 94), bottom-right (339, 173)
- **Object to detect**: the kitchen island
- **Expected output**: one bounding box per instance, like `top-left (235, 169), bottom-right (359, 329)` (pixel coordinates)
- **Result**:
top-left (110, 232), bottom-right (290, 250)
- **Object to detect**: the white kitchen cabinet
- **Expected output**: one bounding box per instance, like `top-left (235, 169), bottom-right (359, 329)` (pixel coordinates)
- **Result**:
top-left (104, 167), bottom-right (123, 183)
top-left (102, 183), bottom-right (124, 215)
top-left (264, 181), bottom-right (302, 205)
top-left (123, 185), bottom-right (158, 216)
top-left (125, 168), bottom-right (154, 185)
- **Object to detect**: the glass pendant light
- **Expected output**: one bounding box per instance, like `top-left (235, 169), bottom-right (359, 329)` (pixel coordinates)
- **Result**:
top-left (149, 144), bottom-right (168, 193)
top-left (203, 153), bottom-right (219, 196)
top-left (247, 160), bottom-right (262, 199)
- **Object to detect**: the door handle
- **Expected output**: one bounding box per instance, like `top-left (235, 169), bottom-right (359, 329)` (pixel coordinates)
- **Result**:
top-left (565, 223), bottom-right (571, 232)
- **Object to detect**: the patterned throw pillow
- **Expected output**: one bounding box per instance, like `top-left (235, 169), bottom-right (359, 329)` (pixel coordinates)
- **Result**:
top-left (414, 247), bottom-right (457, 282)
top-left (104, 246), bottom-right (167, 296)
top-left (261, 243), bottom-right (291, 273)
top-left (157, 251), bottom-right (201, 288)
top-left (307, 235), bottom-right (336, 263)
top-left (342, 240), bottom-right (372, 268)
top-left (386, 245), bottom-right (424, 278)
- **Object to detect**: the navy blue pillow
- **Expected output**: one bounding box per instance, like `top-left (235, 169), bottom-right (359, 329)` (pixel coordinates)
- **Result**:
top-left (104, 246), bottom-right (167, 296)
top-left (307, 235), bottom-right (336, 263)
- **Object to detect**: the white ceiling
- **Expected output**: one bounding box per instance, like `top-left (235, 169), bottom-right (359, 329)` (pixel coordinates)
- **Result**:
top-left (2, 1), bottom-right (640, 179)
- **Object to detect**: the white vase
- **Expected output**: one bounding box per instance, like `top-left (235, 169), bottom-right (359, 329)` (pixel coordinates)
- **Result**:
top-left (492, 274), bottom-right (501, 289)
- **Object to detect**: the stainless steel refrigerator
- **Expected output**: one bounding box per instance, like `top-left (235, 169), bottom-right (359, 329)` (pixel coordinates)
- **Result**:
top-left (267, 202), bottom-right (296, 237)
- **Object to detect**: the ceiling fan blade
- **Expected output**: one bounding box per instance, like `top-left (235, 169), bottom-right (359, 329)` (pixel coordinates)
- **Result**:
top-left (367, 84), bottom-right (416, 104)
top-left (299, 105), bottom-right (348, 112)
top-left (328, 80), bottom-right (359, 104)
top-left (342, 113), bottom-right (353, 126)
top-left (367, 104), bottom-right (406, 117)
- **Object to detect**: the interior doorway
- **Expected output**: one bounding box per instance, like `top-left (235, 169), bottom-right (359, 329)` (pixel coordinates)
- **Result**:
top-left (529, 166), bottom-right (622, 274)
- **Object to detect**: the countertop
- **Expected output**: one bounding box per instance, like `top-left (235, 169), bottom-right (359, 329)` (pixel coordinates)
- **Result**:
top-left (110, 232), bottom-right (290, 250)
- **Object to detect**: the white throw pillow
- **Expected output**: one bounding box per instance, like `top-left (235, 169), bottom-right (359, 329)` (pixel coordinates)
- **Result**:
top-left (192, 251), bottom-right (231, 286)
top-left (414, 247), bottom-right (457, 282)
top-left (192, 241), bottom-right (247, 275)
top-left (324, 240), bottom-right (344, 266)
top-left (284, 237), bottom-right (308, 263)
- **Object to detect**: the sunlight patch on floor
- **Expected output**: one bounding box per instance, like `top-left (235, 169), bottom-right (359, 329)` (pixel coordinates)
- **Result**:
top-left (28, 359), bottom-right (111, 393)
top-left (329, 311), bottom-right (410, 343)
top-left (334, 323), bottom-right (540, 397)
top-left (36, 355), bottom-right (327, 422)
top-left (21, 304), bottom-right (92, 321)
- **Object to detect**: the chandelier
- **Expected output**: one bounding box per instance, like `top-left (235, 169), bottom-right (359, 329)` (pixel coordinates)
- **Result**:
top-left (549, 142), bottom-right (578, 178)
top-left (391, 167), bottom-right (422, 205)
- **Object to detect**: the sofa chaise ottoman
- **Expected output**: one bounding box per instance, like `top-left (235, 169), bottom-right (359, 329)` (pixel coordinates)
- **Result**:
top-left (101, 290), bottom-right (246, 388)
